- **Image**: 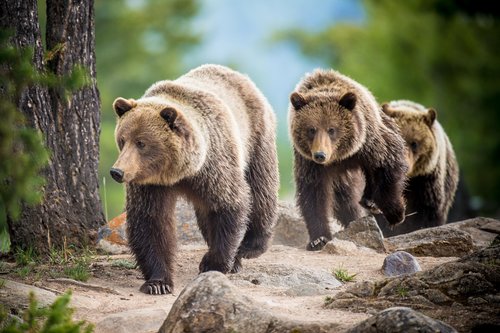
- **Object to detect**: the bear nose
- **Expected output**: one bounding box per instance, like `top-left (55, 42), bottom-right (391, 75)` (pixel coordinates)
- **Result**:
top-left (313, 152), bottom-right (327, 163)
top-left (110, 168), bottom-right (124, 183)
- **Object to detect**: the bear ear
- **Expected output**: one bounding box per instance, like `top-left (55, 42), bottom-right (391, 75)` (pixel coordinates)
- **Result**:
top-left (113, 98), bottom-right (137, 117)
top-left (339, 92), bottom-right (356, 111)
top-left (425, 108), bottom-right (437, 126)
top-left (382, 103), bottom-right (395, 117)
top-left (290, 92), bottom-right (308, 110)
top-left (160, 107), bottom-right (178, 129)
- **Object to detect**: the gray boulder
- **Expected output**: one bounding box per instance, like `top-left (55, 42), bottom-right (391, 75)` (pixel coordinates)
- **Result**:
top-left (159, 271), bottom-right (339, 333)
top-left (346, 307), bottom-right (457, 333)
top-left (385, 226), bottom-right (474, 257)
top-left (382, 251), bottom-right (421, 277)
top-left (334, 215), bottom-right (386, 253)
top-left (272, 201), bottom-right (309, 248)
top-left (447, 217), bottom-right (500, 249)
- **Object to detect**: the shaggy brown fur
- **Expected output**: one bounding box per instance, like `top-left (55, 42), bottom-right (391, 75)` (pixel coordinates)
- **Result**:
top-left (380, 100), bottom-right (459, 236)
top-left (289, 69), bottom-right (408, 250)
top-left (111, 64), bottom-right (279, 294)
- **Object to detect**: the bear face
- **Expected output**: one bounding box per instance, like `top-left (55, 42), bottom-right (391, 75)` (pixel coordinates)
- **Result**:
top-left (111, 97), bottom-right (207, 185)
top-left (382, 102), bottom-right (438, 177)
top-left (289, 91), bottom-right (365, 165)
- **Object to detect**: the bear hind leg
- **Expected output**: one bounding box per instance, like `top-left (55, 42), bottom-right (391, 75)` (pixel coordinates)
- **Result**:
top-left (369, 167), bottom-right (406, 226)
top-left (237, 141), bottom-right (279, 261)
top-left (198, 205), bottom-right (249, 274)
top-left (332, 171), bottom-right (366, 228)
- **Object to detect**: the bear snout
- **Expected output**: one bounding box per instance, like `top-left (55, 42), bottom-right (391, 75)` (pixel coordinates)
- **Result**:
top-left (110, 168), bottom-right (125, 183)
top-left (313, 151), bottom-right (327, 164)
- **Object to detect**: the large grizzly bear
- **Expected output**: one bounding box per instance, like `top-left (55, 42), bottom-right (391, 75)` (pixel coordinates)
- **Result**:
top-left (110, 64), bottom-right (279, 294)
top-left (380, 100), bottom-right (459, 236)
top-left (288, 69), bottom-right (408, 250)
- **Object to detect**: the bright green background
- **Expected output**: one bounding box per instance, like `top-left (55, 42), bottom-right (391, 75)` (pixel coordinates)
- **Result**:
top-left (95, 0), bottom-right (500, 220)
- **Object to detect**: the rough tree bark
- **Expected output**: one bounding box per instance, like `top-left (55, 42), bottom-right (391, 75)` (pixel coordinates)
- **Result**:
top-left (1, 0), bottom-right (104, 252)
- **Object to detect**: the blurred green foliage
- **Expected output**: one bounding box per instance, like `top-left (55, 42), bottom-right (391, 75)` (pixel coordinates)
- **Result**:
top-left (279, 0), bottom-right (500, 215)
top-left (0, 292), bottom-right (93, 333)
top-left (95, 0), bottom-right (200, 219)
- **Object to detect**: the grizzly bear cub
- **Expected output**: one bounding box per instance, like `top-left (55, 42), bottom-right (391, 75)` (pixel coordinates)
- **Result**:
top-left (111, 64), bottom-right (279, 294)
top-left (380, 100), bottom-right (459, 236)
top-left (289, 69), bottom-right (408, 250)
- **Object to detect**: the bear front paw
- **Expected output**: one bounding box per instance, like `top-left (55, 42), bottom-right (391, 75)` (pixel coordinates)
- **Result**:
top-left (359, 198), bottom-right (382, 215)
top-left (199, 252), bottom-right (232, 274)
top-left (139, 279), bottom-right (173, 295)
top-left (306, 236), bottom-right (329, 251)
top-left (237, 238), bottom-right (269, 259)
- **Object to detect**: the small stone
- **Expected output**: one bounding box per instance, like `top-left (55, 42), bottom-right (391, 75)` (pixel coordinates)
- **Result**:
top-left (451, 302), bottom-right (464, 308)
top-left (382, 251), bottom-right (421, 277)
top-left (421, 289), bottom-right (452, 304)
top-left (323, 238), bottom-right (359, 255)
top-left (467, 297), bottom-right (487, 305)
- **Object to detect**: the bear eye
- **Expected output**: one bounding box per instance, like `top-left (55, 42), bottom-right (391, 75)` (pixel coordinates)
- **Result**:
top-left (410, 141), bottom-right (418, 152)
top-left (136, 140), bottom-right (145, 149)
top-left (307, 127), bottom-right (317, 137)
top-left (327, 128), bottom-right (335, 136)
top-left (118, 138), bottom-right (125, 150)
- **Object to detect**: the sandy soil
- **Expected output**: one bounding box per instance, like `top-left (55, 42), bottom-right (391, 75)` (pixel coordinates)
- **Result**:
top-left (2, 243), bottom-right (457, 332)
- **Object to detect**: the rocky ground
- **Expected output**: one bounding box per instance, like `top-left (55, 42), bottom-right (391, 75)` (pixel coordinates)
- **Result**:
top-left (1, 201), bottom-right (499, 333)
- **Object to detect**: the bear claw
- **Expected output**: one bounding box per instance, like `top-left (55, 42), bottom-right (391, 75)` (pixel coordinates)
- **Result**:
top-left (359, 198), bottom-right (383, 215)
top-left (199, 253), bottom-right (231, 274)
top-left (306, 236), bottom-right (329, 251)
top-left (140, 280), bottom-right (172, 295)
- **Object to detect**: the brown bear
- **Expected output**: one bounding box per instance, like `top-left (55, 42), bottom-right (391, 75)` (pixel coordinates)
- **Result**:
top-left (110, 64), bottom-right (279, 294)
top-left (380, 100), bottom-right (459, 236)
top-left (288, 69), bottom-right (408, 250)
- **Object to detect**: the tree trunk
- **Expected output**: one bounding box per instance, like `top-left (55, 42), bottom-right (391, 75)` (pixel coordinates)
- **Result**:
top-left (1, 0), bottom-right (104, 252)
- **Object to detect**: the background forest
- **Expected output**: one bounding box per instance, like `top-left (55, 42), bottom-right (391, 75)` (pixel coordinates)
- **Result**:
top-left (94, 0), bottom-right (499, 220)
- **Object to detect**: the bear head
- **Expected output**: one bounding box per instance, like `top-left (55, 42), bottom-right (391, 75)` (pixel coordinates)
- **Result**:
top-left (110, 97), bottom-right (206, 185)
top-left (289, 91), bottom-right (366, 165)
top-left (382, 102), bottom-right (438, 177)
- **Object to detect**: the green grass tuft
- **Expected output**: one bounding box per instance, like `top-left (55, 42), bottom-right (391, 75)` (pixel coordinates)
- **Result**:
top-left (396, 285), bottom-right (409, 297)
top-left (111, 259), bottom-right (136, 269)
top-left (64, 262), bottom-right (90, 282)
top-left (333, 266), bottom-right (357, 283)
top-left (14, 246), bottom-right (38, 266)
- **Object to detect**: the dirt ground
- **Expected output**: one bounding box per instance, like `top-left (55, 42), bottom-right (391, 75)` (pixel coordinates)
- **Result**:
top-left (1, 243), bottom-right (457, 332)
